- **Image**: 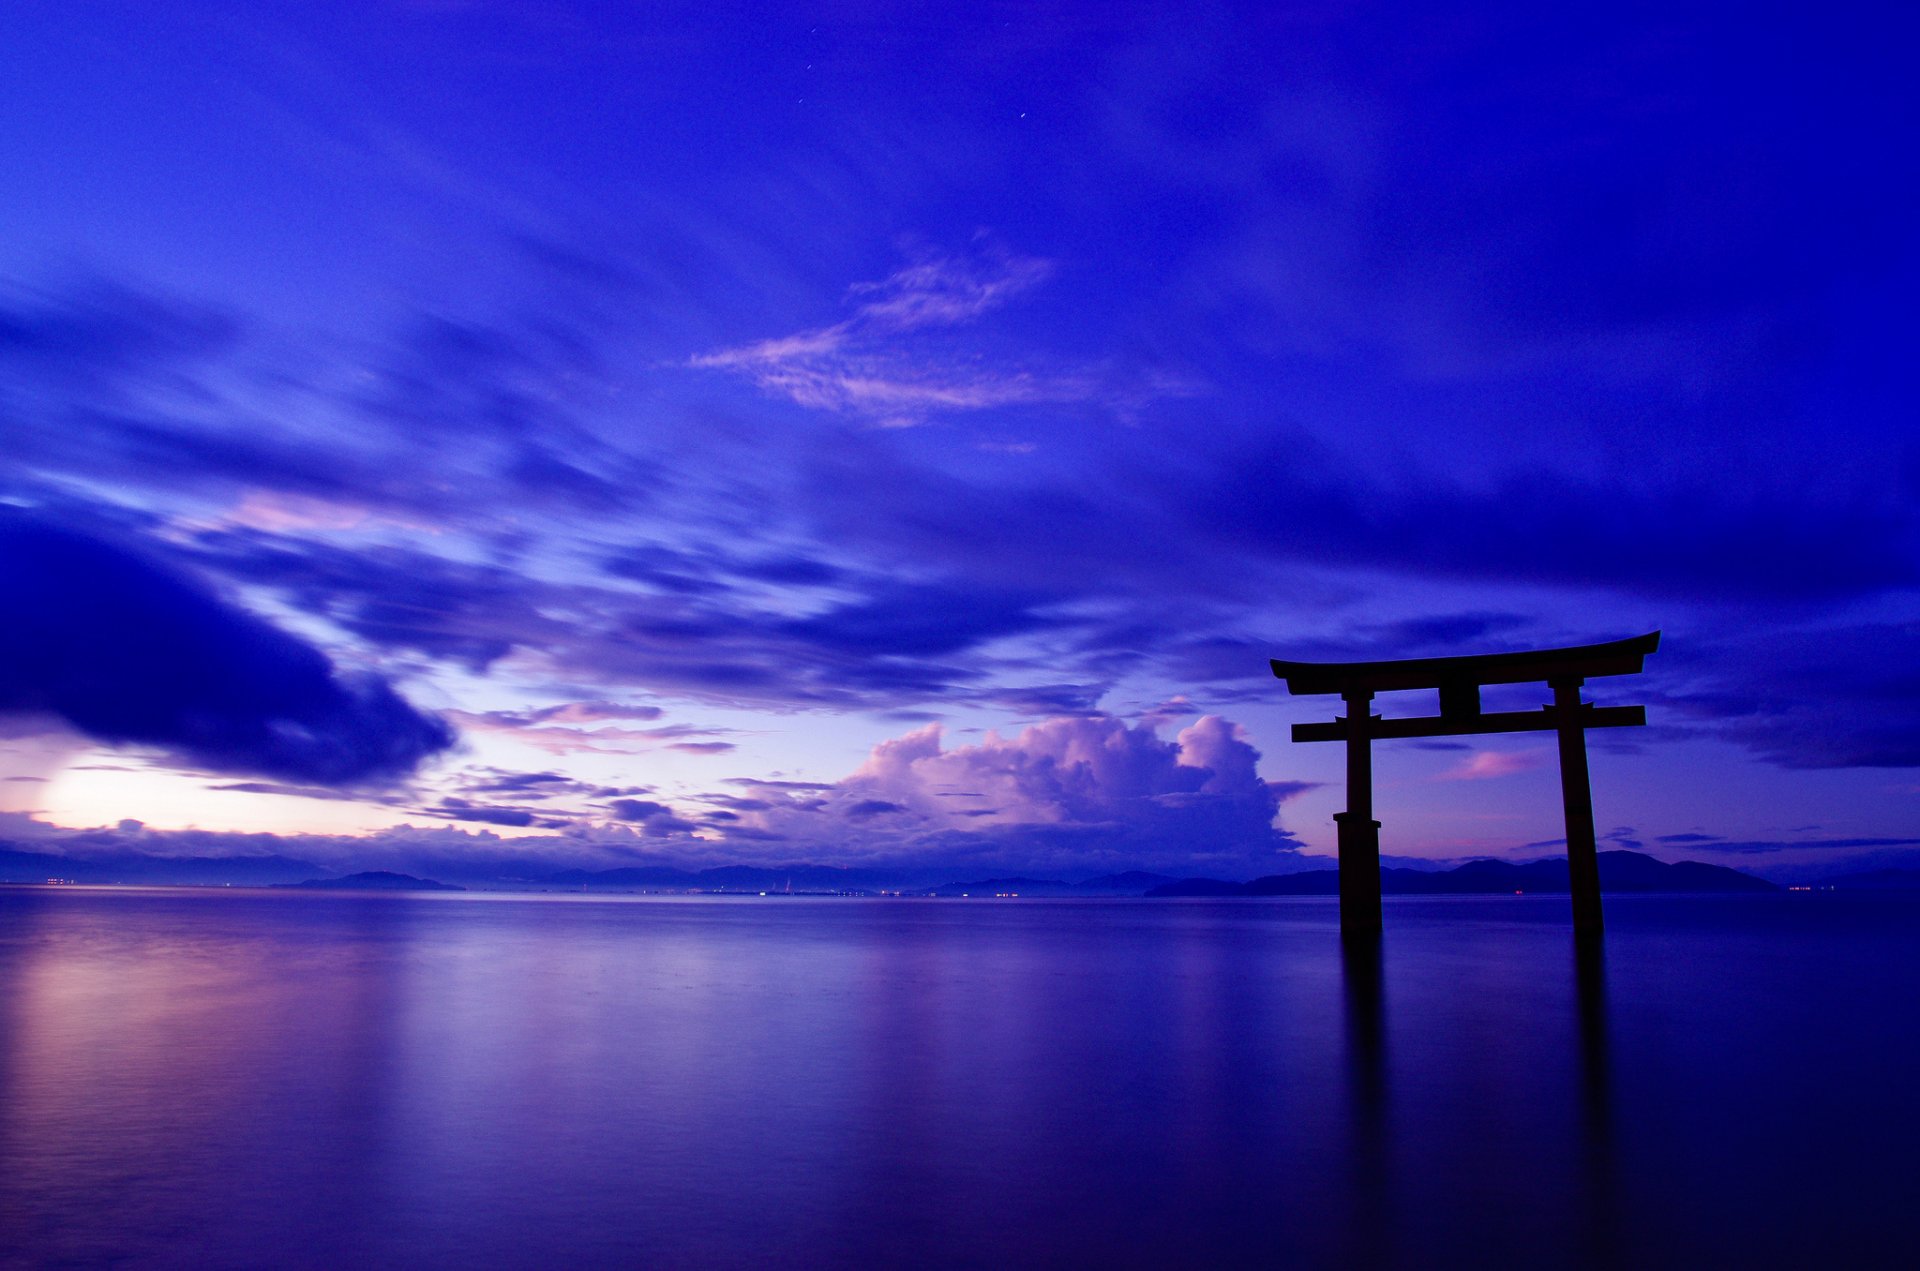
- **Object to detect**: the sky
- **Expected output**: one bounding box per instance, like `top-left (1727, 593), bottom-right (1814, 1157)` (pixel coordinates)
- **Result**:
top-left (2, 1), bottom-right (1916, 883)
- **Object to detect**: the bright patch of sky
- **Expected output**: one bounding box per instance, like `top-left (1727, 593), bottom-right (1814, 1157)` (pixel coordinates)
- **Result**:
top-left (2, 1), bottom-right (1915, 880)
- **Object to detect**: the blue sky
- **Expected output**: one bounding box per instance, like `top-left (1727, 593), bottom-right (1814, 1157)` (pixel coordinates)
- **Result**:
top-left (2, 1), bottom-right (1916, 882)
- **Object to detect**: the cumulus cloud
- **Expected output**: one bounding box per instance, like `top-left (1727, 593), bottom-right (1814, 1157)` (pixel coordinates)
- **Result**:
top-left (709, 713), bottom-right (1306, 876)
top-left (0, 515), bottom-right (453, 785)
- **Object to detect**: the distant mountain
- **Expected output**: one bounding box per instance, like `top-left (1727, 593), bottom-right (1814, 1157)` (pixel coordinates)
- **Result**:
top-left (543, 864), bottom-right (704, 888)
top-left (927, 871), bottom-right (1182, 897)
top-left (543, 863), bottom-right (893, 893)
top-left (1149, 850), bottom-right (1776, 897)
top-left (1819, 867), bottom-right (1920, 891)
top-left (1075, 871), bottom-right (1180, 895)
top-left (540, 863), bottom-right (1179, 895)
top-left (0, 845), bottom-right (326, 886)
top-left (929, 876), bottom-right (1067, 897)
top-left (1149, 877), bottom-right (1248, 897)
top-left (277, 871), bottom-right (463, 892)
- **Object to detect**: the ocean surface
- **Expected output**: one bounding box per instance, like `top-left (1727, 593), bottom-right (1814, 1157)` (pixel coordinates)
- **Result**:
top-left (2, 887), bottom-right (1917, 1270)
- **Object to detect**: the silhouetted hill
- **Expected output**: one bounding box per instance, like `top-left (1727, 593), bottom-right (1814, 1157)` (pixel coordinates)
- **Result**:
top-left (544, 864), bottom-right (702, 887)
top-left (542, 863), bottom-right (894, 893)
top-left (1149, 877), bottom-right (1251, 897)
top-left (277, 871), bottom-right (463, 892)
top-left (1149, 851), bottom-right (1775, 897)
top-left (0, 845), bottom-right (326, 886)
top-left (1075, 871), bottom-right (1180, 895)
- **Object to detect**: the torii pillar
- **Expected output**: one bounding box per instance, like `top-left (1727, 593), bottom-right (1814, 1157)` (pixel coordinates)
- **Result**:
top-left (1334, 689), bottom-right (1382, 938)
top-left (1272, 632), bottom-right (1659, 936)
top-left (1553, 676), bottom-right (1604, 935)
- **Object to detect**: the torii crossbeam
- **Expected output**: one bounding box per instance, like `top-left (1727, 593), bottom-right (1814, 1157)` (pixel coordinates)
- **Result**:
top-left (1271, 632), bottom-right (1659, 936)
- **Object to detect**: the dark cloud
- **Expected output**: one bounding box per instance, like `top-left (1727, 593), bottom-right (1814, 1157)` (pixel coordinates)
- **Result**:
top-left (1188, 445), bottom-right (1918, 604)
top-left (0, 276), bottom-right (238, 387)
top-left (1680, 837), bottom-right (1920, 857)
top-left (606, 798), bottom-right (698, 835)
top-left (989, 683), bottom-right (1108, 717)
top-left (1656, 623), bottom-right (1920, 768)
top-left (187, 531), bottom-right (544, 672)
top-left (462, 770), bottom-right (580, 796)
top-left (0, 516), bottom-right (453, 785)
top-left (778, 582), bottom-right (1056, 658)
top-left (608, 798), bottom-right (674, 821)
top-left (429, 799), bottom-right (541, 828)
top-left (184, 525), bottom-right (1062, 709)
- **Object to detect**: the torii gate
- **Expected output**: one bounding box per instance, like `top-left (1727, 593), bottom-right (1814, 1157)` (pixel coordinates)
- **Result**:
top-left (1270, 632), bottom-right (1659, 936)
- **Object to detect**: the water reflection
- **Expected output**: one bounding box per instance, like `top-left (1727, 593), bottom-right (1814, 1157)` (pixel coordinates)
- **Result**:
top-left (1338, 922), bottom-right (1626, 1270)
top-left (6, 890), bottom-right (1919, 1268)
top-left (1340, 933), bottom-right (1390, 1268)
top-left (1574, 932), bottom-right (1618, 1269)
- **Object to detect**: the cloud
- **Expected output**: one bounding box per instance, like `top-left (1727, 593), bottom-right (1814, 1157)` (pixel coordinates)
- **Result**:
top-left (186, 524), bottom-right (1066, 710)
top-left (691, 242), bottom-right (1186, 424)
top-left (1, 274), bottom-right (657, 537)
top-left (606, 798), bottom-right (698, 835)
top-left (426, 799), bottom-right (544, 828)
top-left (0, 515), bottom-right (453, 785)
top-left (1673, 836), bottom-right (1920, 857)
top-left (1653, 623), bottom-right (1920, 769)
top-left (1185, 437), bottom-right (1920, 604)
top-left (1438, 750), bottom-right (1542, 781)
top-left (709, 712), bottom-right (1305, 876)
top-left (447, 708), bottom-right (733, 756)
top-left (777, 581), bottom-right (1056, 657)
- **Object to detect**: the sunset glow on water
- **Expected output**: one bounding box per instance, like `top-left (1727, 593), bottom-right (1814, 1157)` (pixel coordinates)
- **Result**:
top-left (3, 889), bottom-right (1916, 1268)
top-left (4, 4), bottom-right (1917, 1265)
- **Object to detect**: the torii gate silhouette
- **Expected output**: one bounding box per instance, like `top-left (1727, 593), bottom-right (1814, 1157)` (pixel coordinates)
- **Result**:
top-left (1271, 632), bottom-right (1659, 937)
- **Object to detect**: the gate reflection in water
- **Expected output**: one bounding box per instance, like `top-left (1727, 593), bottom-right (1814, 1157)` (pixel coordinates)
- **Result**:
top-left (2, 889), bottom-right (1916, 1269)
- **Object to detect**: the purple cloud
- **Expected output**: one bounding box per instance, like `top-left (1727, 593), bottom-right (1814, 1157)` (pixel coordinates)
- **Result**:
top-left (708, 712), bottom-right (1305, 876)
top-left (0, 515), bottom-right (453, 786)
top-left (691, 245), bottom-right (1070, 423)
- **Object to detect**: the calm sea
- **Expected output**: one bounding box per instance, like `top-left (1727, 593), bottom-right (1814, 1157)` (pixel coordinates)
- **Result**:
top-left (1, 887), bottom-right (1916, 1269)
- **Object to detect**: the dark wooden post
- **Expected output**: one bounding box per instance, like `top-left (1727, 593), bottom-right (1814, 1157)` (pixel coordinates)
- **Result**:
top-left (1335, 688), bottom-right (1382, 937)
top-left (1552, 677), bottom-right (1603, 934)
top-left (1274, 632), bottom-right (1655, 935)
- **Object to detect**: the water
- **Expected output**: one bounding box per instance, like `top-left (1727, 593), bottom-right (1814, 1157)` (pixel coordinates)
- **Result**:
top-left (1, 888), bottom-right (1916, 1269)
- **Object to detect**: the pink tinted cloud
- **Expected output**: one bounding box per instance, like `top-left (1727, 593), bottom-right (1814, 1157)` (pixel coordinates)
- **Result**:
top-left (691, 244), bottom-right (1182, 425)
top-left (1438, 749), bottom-right (1543, 781)
top-left (447, 708), bottom-right (728, 755)
top-left (711, 713), bottom-right (1303, 875)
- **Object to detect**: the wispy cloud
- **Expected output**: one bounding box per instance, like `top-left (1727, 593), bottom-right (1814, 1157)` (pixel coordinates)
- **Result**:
top-left (692, 243), bottom-right (1160, 424)
top-left (1437, 750), bottom-right (1542, 781)
top-left (446, 708), bottom-right (733, 756)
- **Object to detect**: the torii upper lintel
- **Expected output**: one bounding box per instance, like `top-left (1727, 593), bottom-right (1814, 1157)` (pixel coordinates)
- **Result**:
top-left (1270, 630), bottom-right (1660, 698)
top-left (1271, 631), bottom-right (1659, 937)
